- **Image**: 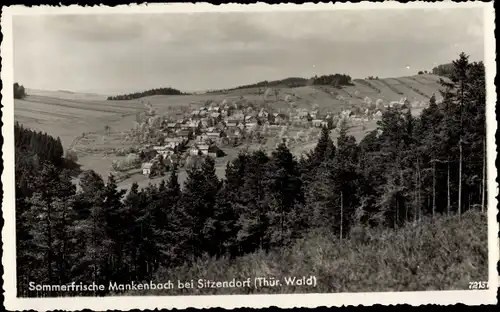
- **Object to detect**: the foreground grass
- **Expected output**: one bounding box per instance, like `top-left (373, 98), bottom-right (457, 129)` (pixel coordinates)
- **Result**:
top-left (129, 210), bottom-right (487, 296)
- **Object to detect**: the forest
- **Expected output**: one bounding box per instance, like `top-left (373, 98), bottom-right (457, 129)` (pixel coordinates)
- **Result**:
top-left (15, 53), bottom-right (487, 296)
top-left (106, 87), bottom-right (188, 100)
top-left (432, 63), bottom-right (455, 78)
top-left (207, 73), bottom-right (353, 94)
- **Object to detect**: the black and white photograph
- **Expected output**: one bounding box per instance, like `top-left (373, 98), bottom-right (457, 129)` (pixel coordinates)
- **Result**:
top-left (1, 2), bottom-right (497, 310)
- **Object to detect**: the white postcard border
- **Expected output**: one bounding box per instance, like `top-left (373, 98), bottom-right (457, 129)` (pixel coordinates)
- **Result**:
top-left (1, 2), bottom-right (498, 311)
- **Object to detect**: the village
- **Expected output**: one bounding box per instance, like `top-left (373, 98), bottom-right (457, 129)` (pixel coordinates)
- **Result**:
top-left (131, 93), bottom-right (417, 178)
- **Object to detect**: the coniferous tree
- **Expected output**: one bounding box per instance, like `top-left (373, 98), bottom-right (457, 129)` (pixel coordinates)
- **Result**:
top-left (263, 143), bottom-right (303, 247)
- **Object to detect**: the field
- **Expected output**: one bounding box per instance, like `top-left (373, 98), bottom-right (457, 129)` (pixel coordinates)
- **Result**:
top-left (15, 74), bottom-right (445, 191)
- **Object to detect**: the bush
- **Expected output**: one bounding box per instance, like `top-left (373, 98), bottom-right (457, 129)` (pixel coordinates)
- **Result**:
top-left (131, 210), bottom-right (487, 295)
top-left (65, 149), bottom-right (78, 162)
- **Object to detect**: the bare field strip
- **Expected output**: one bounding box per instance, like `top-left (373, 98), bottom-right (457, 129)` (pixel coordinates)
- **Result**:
top-left (418, 74), bottom-right (442, 83)
top-left (15, 107), bottom-right (80, 120)
top-left (30, 95), bottom-right (145, 110)
top-left (16, 100), bottom-right (120, 119)
top-left (353, 79), bottom-right (381, 93)
top-left (334, 88), bottom-right (354, 99)
top-left (392, 77), bottom-right (432, 99)
top-left (364, 79), bottom-right (404, 99)
top-left (386, 78), bottom-right (431, 101)
top-left (20, 96), bottom-right (139, 115)
top-left (406, 75), bottom-right (439, 85)
top-left (352, 80), bottom-right (382, 94)
top-left (14, 114), bottom-right (46, 123)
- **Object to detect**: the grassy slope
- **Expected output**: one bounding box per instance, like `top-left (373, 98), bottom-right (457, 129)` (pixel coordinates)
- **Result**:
top-left (124, 210), bottom-right (487, 296)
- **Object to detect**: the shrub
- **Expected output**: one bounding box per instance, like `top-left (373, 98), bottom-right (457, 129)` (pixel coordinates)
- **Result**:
top-left (65, 149), bottom-right (78, 162)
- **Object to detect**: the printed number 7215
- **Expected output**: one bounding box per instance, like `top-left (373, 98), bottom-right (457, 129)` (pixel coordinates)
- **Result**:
top-left (469, 281), bottom-right (488, 290)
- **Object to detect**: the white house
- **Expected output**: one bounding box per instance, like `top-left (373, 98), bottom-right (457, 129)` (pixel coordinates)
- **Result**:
top-left (142, 162), bottom-right (153, 175)
top-left (245, 122), bottom-right (257, 129)
top-left (312, 119), bottom-right (323, 127)
top-left (189, 146), bottom-right (200, 156)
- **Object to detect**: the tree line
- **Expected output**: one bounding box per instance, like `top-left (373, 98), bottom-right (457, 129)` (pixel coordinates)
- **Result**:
top-left (15, 53), bottom-right (486, 297)
top-left (432, 63), bottom-right (455, 78)
top-left (107, 87), bottom-right (189, 101)
top-left (14, 82), bottom-right (27, 99)
top-left (206, 73), bottom-right (354, 94)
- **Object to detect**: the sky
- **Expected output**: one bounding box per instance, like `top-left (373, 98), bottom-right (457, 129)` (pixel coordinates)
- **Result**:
top-left (13, 8), bottom-right (485, 95)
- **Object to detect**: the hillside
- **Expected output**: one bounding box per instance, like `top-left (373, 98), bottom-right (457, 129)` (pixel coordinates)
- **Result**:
top-left (130, 210), bottom-right (487, 295)
top-left (202, 73), bottom-right (446, 113)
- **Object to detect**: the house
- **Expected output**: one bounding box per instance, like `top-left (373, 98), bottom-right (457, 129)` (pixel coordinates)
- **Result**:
top-left (274, 113), bottom-right (289, 124)
top-left (165, 141), bottom-right (181, 149)
top-left (231, 113), bottom-right (245, 121)
top-left (258, 109), bottom-right (269, 118)
top-left (298, 111), bottom-right (310, 121)
top-left (207, 131), bottom-right (222, 139)
top-left (245, 115), bottom-right (257, 123)
top-left (312, 119), bottom-right (323, 127)
top-left (198, 144), bottom-right (210, 155)
top-left (189, 146), bottom-right (200, 156)
top-left (166, 122), bottom-right (180, 130)
top-left (178, 129), bottom-right (191, 138)
top-left (340, 109), bottom-right (352, 117)
top-left (156, 147), bottom-right (174, 158)
top-left (374, 110), bottom-right (383, 118)
top-left (195, 135), bottom-right (204, 142)
top-left (245, 122), bottom-right (257, 129)
top-left (188, 121), bottom-right (199, 129)
top-left (142, 162), bottom-right (153, 175)
top-left (214, 122), bottom-right (225, 131)
top-left (226, 121), bottom-right (238, 128)
top-left (200, 119), bottom-right (209, 127)
top-left (165, 137), bottom-right (181, 143)
top-left (320, 121), bottom-right (329, 128)
top-left (225, 116), bottom-right (240, 124)
top-left (153, 145), bottom-right (166, 151)
top-left (310, 110), bottom-right (319, 119)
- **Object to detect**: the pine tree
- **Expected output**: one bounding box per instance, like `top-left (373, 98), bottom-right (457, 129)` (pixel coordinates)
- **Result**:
top-left (235, 150), bottom-right (270, 253)
top-left (263, 143), bottom-right (303, 247)
top-left (23, 164), bottom-right (77, 288)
